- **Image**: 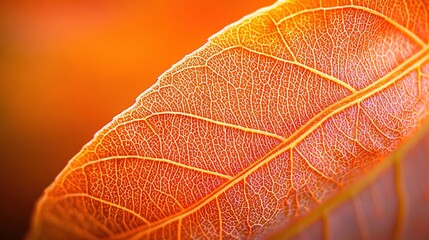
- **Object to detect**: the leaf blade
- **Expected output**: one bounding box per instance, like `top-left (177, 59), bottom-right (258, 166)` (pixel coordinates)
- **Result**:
top-left (28, 0), bottom-right (429, 239)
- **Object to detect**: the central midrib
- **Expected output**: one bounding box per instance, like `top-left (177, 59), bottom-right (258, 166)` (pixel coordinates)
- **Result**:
top-left (123, 45), bottom-right (429, 239)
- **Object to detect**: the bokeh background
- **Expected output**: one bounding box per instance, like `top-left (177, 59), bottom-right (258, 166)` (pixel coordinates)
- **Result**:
top-left (0, 1), bottom-right (273, 238)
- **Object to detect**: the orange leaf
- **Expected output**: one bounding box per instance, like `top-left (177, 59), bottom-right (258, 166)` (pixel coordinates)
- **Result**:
top-left (28, 0), bottom-right (429, 239)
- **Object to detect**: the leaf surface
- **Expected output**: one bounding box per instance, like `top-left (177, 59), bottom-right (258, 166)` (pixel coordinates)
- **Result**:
top-left (274, 123), bottom-right (429, 239)
top-left (28, 0), bottom-right (429, 239)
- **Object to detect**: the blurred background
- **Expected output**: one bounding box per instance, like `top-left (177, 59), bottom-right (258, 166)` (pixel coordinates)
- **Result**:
top-left (0, 1), bottom-right (273, 238)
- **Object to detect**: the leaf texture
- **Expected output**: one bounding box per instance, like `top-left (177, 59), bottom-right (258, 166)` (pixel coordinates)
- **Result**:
top-left (275, 123), bottom-right (429, 239)
top-left (28, 0), bottom-right (429, 239)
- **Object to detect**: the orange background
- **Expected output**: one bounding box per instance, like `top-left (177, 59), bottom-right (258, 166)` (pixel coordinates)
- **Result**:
top-left (0, 1), bottom-right (273, 238)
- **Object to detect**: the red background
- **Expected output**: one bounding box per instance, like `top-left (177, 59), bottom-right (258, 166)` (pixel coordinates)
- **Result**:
top-left (0, 1), bottom-right (273, 238)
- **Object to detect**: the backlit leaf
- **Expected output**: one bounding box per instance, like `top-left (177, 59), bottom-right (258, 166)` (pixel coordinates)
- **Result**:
top-left (28, 0), bottom-right (429, 239)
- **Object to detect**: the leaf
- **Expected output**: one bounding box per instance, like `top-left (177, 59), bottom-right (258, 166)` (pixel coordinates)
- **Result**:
top-left (28, 0), bottom-right (429, 239)
top-left (272, 123), bottom-right (429, 239)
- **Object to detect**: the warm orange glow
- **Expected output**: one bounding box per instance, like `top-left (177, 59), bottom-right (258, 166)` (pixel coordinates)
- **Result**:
top-left (26, 0), bottom-right (429, 238)
top-left (4, 0), bottom-right (428, 239)
top-left (0, 1), bottom-right (273, 239)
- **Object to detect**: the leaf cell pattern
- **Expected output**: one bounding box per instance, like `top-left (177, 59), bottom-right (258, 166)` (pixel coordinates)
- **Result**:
top-left (28, 0), bottom-right (429, 239)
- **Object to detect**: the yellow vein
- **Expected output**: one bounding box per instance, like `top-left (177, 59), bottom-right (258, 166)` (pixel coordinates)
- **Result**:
top-left (282, 45), bottom-right (429, 149)
top-left (126, 45), bottom-right (429, 239)
top-left (143, 111), bottom-right (285, 141)
top-left (266, 13), bottom-right (297, 62)
top-left (61, 193), bottom-right (151, 225)
top-left (239, 46), bottom-right (357, 93)
top-left (177, 219), bottom-right (182, 240)
top-left (64, 155), bottom-right (232, 181)
top-left (94, 110), bottom-right (285, 150)
top-left (275, 5), bottom-right (425, 47)
top-left (271, 116), bottom-right (429, 239)
top-left (295, 148), bottom-right (340, 185)
top-left (205, 44), bottom-right (356, 92)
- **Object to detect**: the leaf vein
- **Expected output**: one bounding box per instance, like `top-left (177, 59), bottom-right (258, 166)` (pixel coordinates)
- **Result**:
top-left (127, 45), bottom-right (429, 239)
top-left (144, 111), bottom-right (286, 141)
top-left (61, 193), bottom-right (151, 225)
top-left (275, 5), bottom-right (425, 46)
top-left (63, 155), bottom-right (232, 182)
